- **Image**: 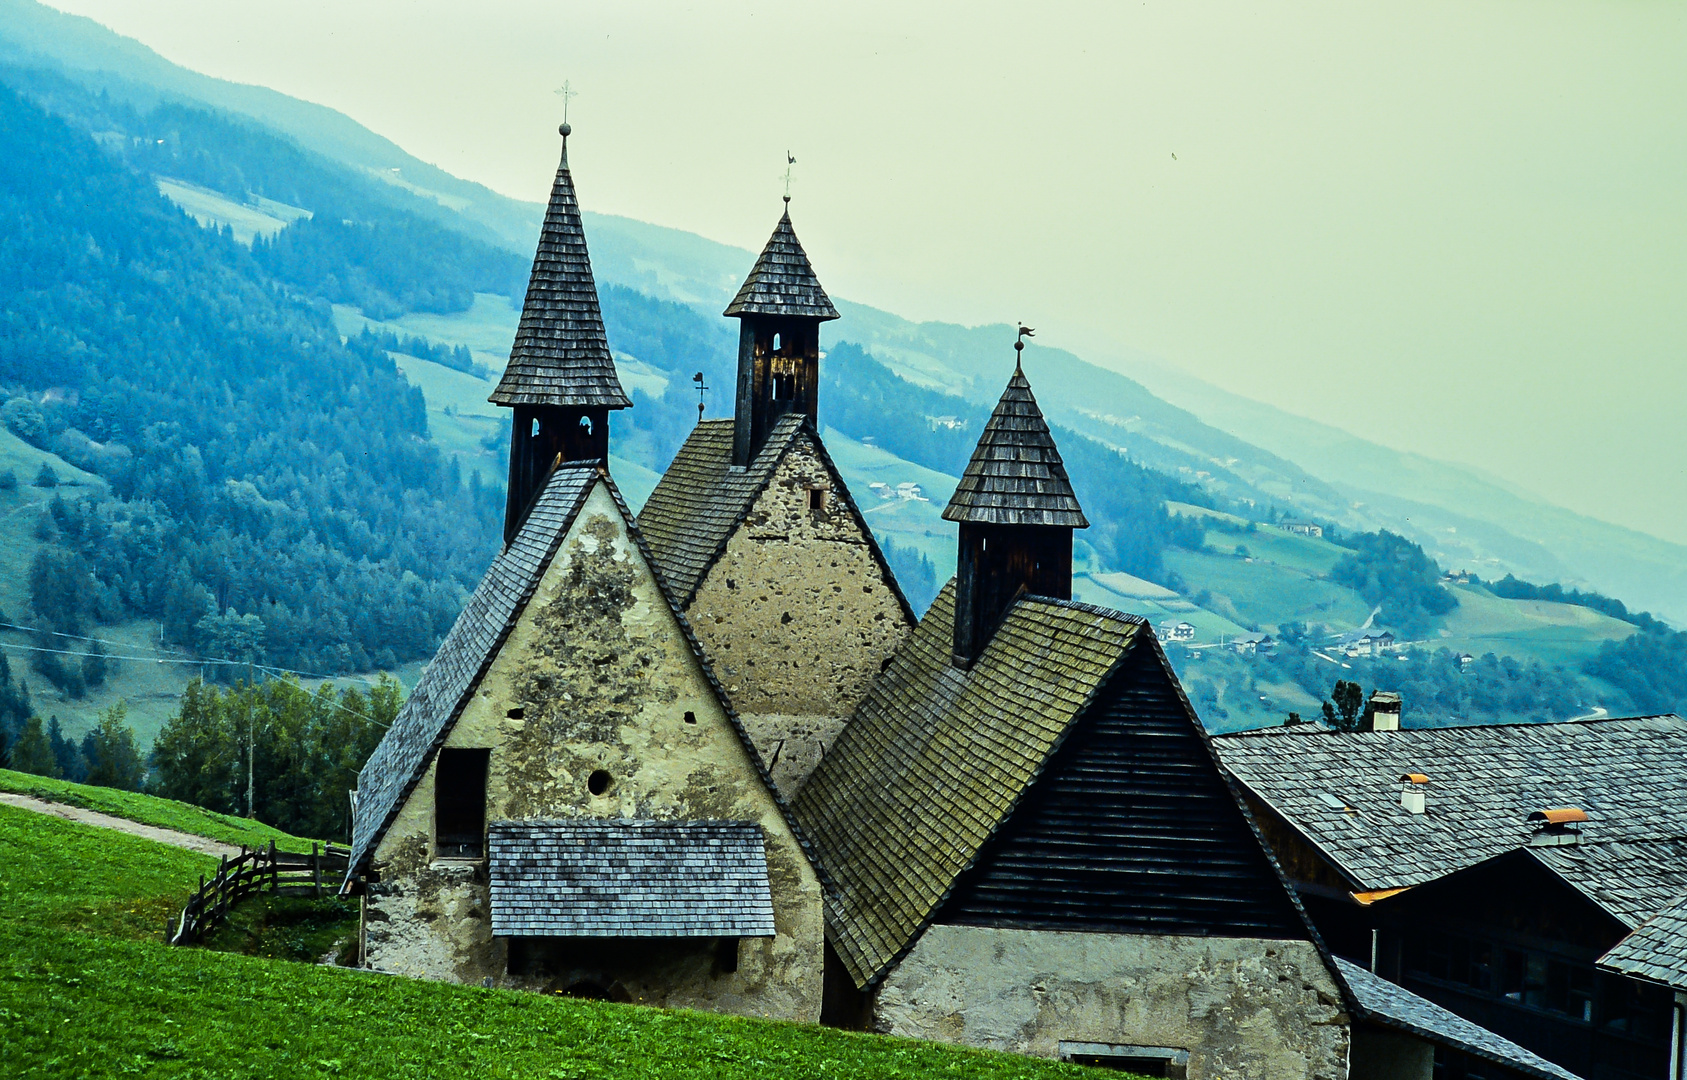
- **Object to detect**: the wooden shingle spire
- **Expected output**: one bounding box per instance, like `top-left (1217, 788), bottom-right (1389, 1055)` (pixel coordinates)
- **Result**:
top-left (943, 363), bottom-right (1088, 528)
top-left (489, 124), bottom-right (631, 409)
top-left (723, 210), bottom-right (840, 322)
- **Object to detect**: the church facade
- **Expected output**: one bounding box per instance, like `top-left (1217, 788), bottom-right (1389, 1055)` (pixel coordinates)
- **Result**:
top-left (342, 127), bottom-right (1586, 1080)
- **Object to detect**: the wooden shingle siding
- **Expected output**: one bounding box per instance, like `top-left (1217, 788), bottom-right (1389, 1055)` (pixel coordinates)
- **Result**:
top-left (940, 643), bottom-right (1306, 938)
top-left (489, 134), bottom-right (631, 410)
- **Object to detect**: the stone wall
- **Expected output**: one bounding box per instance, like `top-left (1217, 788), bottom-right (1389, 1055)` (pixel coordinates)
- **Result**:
top-left (365, 483), bottom-right (825, 1020)
top-left (686, 434), bottom-right (912, 796)
top-left (873, 924), bottom-right (1350, 1079)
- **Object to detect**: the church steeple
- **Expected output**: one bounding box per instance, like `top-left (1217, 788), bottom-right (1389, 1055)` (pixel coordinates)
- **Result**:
top-left (490, 123), bottom-right (630, 544)
top-left (724, 207), bottom-right (839, 467)
top-left (943, 337), bottom-right (1088, 665)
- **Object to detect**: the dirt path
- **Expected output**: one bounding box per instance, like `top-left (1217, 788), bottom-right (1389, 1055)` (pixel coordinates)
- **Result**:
top-left (0, 792), bottom-right (243, 860)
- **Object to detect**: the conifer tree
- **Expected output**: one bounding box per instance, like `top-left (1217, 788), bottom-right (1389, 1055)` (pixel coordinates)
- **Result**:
top-left (9, 716), bottom-right (59, 777)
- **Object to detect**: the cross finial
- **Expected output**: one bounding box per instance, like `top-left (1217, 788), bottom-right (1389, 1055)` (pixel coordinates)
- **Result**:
top-left (783, 151), bottom-right (795, 205)
top-left (554, 81), bottom-right (578, 125)
top-left (1014, 325), bottom-right (1034, 374)
top-left (693, 371), bottom-right (710, 424)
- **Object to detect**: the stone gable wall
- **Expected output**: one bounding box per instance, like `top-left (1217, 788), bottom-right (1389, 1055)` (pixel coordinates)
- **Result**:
top-left (873, 925), bottom-right (1350, 1079)
top-left (686, 435), bottom-right (913, 796)
top-left (365, 483), bottom-right (823, 1020)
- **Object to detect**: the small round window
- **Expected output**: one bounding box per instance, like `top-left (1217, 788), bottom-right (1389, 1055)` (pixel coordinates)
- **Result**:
top-left (587, 769), bottom-right (612, 796)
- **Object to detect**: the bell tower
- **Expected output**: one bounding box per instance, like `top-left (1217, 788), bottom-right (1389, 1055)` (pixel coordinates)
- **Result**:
top-left (943, 333), bottom-right (1089, 666)
top-left (489, 123), bottom-right (630, 544)
top-left (724, 204), bottom-right (839, 466)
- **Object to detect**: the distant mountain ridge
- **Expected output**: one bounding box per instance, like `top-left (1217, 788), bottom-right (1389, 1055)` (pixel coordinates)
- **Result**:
top-left (2, 0), bottom-right (1683, 625)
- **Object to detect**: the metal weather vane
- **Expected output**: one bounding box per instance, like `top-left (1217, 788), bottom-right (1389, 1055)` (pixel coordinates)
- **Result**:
top-left (783, 151), bottom-right (795, 205)
top-left (693, 371), bottom-right (709, 423)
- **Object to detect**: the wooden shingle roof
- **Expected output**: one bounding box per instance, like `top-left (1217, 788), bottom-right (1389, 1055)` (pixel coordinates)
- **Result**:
top-left (489, 131), bottom-right (631, 409)
top-left (1601, 892), bottom-right (1687, 993)
top-left (636, 417), bottom-right (912, 618)
top-left (489, 819), bottom-right (776, 938)
top-left (1213, 714), bottom-right (1687, 894)
top-left (942, 366), bottom-right (1088, 528)
top-left (1339, 960), bottom-right (1586, 1080)
top-left (722, 209), bottom-right (839, 322)
top-left (793, 584), bottom-right (1146, 986)
top-left (636, 417), bottom-right (801, 604)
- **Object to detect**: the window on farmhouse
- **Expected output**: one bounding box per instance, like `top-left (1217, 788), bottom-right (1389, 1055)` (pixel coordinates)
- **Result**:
top-left (808, 487), bottom-right (827, 510)
top-left (436, 748), bottom-right (490, 858)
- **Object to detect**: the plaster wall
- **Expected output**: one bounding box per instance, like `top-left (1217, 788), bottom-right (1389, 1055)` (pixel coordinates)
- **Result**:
top-left (365, 483), bottom-right (824, 1020)
top-left (686, 435), bottom-right (912, 794)
top-left (874, 924), bottom-right (1350, 1080)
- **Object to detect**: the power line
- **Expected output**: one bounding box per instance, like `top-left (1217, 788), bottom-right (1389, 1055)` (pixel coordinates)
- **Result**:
top-left (0, 621), bottom-right (388, 685)
top-left (0, 645), bottom-right (394, 725)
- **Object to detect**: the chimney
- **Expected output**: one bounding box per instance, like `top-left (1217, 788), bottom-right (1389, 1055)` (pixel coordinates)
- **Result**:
top-left (1527, 808), bottom-right (1587, 847)
top-left (1398, 773), bottom-right (1428, 815)
top-left (1365, 692), bottom-right (1402, 732)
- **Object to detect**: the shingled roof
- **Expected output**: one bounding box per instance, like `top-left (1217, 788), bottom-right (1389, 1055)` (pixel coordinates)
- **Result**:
top-left (346, 464), bottom-right (599, 877)
top-left (942, 365), bottom-right (1088, 528)
top-left (489, 819), bottom-right (776, 937)
top-left (1600, 892), bottom-right (1687, 992)
top-left (1213, 715), bottom-right (1687, 895)
top-left (794, 585), bottom-right (1140, 986)
top-left (1338, 960), bottom-right (1586, 1080)
top-left (722, 209), bottom-right (839, 322)
top-left (796, 582), bottom-right (1313, 988)
top-left (489, 129), bottom-right (631, 409)
top-left (635, 416), bottom-right (911, 617)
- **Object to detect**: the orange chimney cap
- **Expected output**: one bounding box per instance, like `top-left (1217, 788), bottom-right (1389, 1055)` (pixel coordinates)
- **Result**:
top-left (1399, 773), bottom-right (1429, 785)
top-left (1528, 808), bottom-right (1589, 825)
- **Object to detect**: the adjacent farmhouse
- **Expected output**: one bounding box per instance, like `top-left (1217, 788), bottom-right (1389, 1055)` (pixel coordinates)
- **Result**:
top-left (1215, 714), bottom-right (1687, 1079)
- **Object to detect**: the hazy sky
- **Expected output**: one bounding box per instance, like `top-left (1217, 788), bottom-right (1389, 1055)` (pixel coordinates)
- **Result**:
top-left (44, 1), bottom-right (1687, 544)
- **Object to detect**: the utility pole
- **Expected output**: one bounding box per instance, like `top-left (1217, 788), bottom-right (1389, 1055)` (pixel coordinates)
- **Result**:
top-left (247, 656), bottom-right (255, 819)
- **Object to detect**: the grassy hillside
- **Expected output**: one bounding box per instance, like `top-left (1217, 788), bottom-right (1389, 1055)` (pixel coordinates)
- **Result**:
top-left (0, 802), bottom-right (1105, 1079)
top-left (0, 768), bottom-right (314, 851)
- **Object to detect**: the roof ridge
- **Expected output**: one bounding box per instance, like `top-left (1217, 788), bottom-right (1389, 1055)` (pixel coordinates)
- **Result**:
top-left (1213, 712), bottom-right (1687, 740)
top-left (489, 129), bottom-right (631, 409)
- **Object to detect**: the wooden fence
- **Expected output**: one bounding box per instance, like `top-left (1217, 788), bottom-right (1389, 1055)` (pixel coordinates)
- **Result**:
top-left (167, 841), bottom-right (351, 946)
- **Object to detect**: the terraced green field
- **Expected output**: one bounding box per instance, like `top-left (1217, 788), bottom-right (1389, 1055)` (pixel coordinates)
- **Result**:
top-left (1435, 583), bottom-right (1637, 668)
top-left (1164, 548), bottom-right (1374, 632)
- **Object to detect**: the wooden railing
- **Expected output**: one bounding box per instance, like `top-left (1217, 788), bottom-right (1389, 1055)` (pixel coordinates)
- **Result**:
top-left (167, 841), bottom-right (351, 946)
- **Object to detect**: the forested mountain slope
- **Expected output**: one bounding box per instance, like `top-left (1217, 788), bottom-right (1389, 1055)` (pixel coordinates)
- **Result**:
top-left (1, 0), bottom-right (1682, 746)
top-left (0, 83), bottom-right (501, 687)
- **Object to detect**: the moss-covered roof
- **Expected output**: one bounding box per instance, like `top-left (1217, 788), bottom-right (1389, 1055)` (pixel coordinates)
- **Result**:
top-left (793, 583), bottom-right (1143, 986)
